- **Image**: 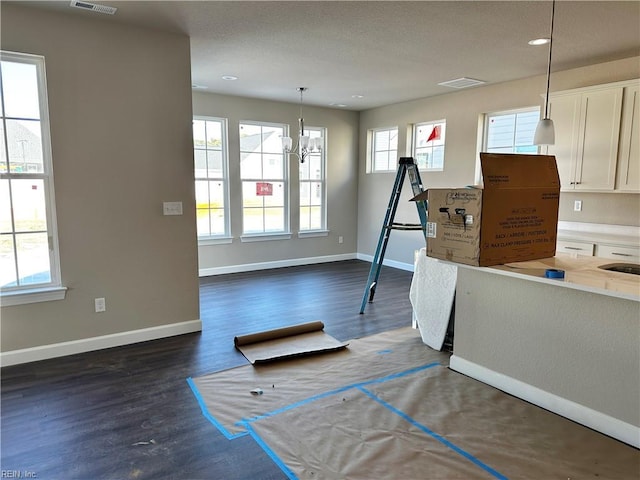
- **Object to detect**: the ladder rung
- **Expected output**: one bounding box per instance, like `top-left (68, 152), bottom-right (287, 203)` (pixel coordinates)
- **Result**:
top-left (389, 223), bottom-right (423, 231)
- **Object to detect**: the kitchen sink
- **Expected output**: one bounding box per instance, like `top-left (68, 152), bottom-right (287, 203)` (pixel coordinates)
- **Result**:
top-left (597, 263), bottom-right (640, 275)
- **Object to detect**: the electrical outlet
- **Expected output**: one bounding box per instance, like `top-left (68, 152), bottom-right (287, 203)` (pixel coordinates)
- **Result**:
top-left (338, 236), bottom-right (344, 244)
top-left (95, 297), bottom-right (106, 313)
top-left (163, 201), bottom-right (183, 216)
top-left (574, 200), bottom-right (582, 212)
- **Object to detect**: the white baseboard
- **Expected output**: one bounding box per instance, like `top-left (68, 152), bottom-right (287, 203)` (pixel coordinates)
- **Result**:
top-left (449, 355), bottom-right (640, 448)
top-left (199, 253), bottom-right (357, 277)
top-left (0, 319), bottom-right (202, 367)
top-left (356, 253), bottom-right (414, 272)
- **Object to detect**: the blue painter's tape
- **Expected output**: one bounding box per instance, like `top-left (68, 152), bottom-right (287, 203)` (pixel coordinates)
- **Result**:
top-left (186, 377), bottom-right (249, 440)
top-left (242, 362), bottom-right (442, 424)
top-left (243, 422), bottom-right (298, 480)
top-left (358, 386), bottom-right (509, 480)
top-left (545, 268), bottom-right (565, 279)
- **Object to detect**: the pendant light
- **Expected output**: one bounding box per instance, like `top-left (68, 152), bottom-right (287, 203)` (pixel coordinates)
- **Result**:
top-left (534, 0), bottom-right (556, 146)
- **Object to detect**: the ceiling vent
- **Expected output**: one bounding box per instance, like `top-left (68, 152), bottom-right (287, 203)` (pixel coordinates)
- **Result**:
top-left (438, 77), bottom-right (486, 89)
top-left (70, 1), bottom-right (117, 15)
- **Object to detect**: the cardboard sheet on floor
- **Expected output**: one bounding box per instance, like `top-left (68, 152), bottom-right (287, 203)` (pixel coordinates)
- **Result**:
top-left (190, 327), bottom-right (638, 479)
top-left (233, 321), bottom-right (348, 364)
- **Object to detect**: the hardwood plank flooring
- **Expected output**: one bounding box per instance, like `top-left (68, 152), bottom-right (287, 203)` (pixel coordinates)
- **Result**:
top-left (1, 260), bottom-right (414, 480)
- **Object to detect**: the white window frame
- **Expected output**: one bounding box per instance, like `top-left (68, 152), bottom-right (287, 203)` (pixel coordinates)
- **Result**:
top-left (298, 126), bottom-right (328, 236)
top-left (193, 116), bottom-right (231, 245)
top-left (239, 121), bottom-right (290, 240)
top-left (412, 120), bottom-right (446, 171)
top-left (369, 126), bottom-right (398, 172)
top-left (482, 107), bottom-right (541, 154)
top-left (1, 51), bottom-right (66, 306)
top-left (476, 106), bottom-right (541, 183)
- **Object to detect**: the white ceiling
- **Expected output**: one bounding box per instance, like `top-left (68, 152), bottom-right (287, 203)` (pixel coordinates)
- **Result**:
top-left (11, 0), bottom-right (640, 110)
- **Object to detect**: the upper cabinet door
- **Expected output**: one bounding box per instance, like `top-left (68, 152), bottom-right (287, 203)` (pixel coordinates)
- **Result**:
top-left (616, 85), bottom-right (640, 192)
top-left (545, 84), bottom-right (626, 192)
top-left (576, 87), bottom-right (622, 191)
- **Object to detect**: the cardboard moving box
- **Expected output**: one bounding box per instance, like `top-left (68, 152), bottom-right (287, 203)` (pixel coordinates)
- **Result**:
top-left (413, 153), bottom-right (560, 267)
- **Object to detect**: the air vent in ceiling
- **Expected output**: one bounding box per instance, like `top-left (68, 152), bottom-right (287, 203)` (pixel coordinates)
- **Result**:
top-left (438, 77), bottom-right (486, 89)
top-left (70, 0), bottom-right (117, 15)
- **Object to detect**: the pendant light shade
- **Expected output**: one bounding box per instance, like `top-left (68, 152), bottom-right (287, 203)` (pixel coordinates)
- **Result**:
top-left (281, 87), bottom-right (322, 163)
top-left (534, 0), bottom-right (556, 146)
top-left (534, 118), bottom-right (555, 145)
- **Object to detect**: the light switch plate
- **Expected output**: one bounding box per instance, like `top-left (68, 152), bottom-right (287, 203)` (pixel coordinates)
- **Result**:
top-left (163, 201), bottom-right (183, 216)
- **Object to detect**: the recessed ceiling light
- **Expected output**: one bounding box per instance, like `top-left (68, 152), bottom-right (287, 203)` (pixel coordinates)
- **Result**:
top-left (351, 94), bottom-right (364, 99)
top-left (529, 38), bottom-right (550, 46)
top-left (221, 75), bottom-right (238, 81)
top-left (192, 84), bottom-right (208, 90)
top-left (329, 103), bottom-right (348, 108)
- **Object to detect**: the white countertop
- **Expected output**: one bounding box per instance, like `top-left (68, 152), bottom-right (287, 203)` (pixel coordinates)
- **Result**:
top-left (482, 255), bottom-right (640, 302)
top-left (557, 221), bottom-right (640, 247)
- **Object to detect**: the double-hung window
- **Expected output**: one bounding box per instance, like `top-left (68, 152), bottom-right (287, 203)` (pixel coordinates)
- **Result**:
top-left (193, 117), bottom-right (230, 241)
top-left (1, 51), bottom-right (65, 305)
top-left (299, 127), bottom-right (326, 233)
top-left (239, 122), bottom-right (289, 236)
top-left (483, 108), bottom-right (540, 154)
top-left (370, 127), bottom-right (398, 172)
top-left (413, 120), bottom-right (446, 171)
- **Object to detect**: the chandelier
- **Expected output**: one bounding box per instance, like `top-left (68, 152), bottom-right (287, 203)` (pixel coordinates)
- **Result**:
top-left (281, 87), bottom-right (322, 163)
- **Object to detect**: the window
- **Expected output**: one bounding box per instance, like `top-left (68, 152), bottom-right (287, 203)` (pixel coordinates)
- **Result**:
top-left (413, 120), bottom-right (446, 171)
top-left (299, 127), bottom-right (326, 232)
top-left (239, 122), bottom-right (289, 236)
top-left (1, 51), bottom-right (65, 304)
top-left (483, 108), bottom-right (540, 154)
top-left (370, 127), bottom-right (398, 172)
top-left (193, 117), bottom-right (230, 240)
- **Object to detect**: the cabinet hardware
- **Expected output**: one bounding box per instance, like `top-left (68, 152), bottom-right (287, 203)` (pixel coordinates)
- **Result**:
top-left (611, 252), bottom-right (632, 257)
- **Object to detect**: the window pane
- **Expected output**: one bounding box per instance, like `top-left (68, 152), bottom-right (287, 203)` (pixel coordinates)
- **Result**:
top-left (194, 149), bottom-right (207, 177)
top-left (196, 209), bottom-right (211, 237)
top-left (375, 151), bottom-right (390, 171)
top-left (193, 120), bottom-right (207, 147)
top-left (263, 182), bottom-right (284, 207)
top-left (263, 154), bottom-right (283, 179)
top-left (240, 152), bottom-right (262, 180)
top-left (264, 207), bottom-right (284, 231)
top-left (210, 208), bottom-right (225, 235)
top-left (300, 207), bottom-right (310, 230)
top-left (207, 150), bottom-right (223, 178)
top-left (12, 179), bottom-right (47, 232)
top-left (15, 232), bottom-right (51, 286)
top-left (243, 208), bottom-right (264, 233)
top-left (300, 182), bottom-right (311, 206)
top-left (308, 206), bottom-right (322, 230)
top-left (239, 123), bottom-right (262, 150)
top-left (7, 119), bottom-right (43, 173)
top-left (1, 60), bottom-right (40, 119)
top-left (0, 235), bottom-right (17, 287)
top-left (308, 155), bottom-right (322, 180)
top-left (262, 125), bottom-right (284, 153)
top-left (0, 123), bottom-right (6, 168)
top-left (309, 182), bottom-right (322, 206)
top-left (485, 109), bottom-right (539, 154)
top-left (0, 179), bottom-right (11, 233)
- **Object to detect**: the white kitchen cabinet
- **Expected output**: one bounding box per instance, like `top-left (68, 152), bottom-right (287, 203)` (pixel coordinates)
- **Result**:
top-left (556, 239), bottom-right (595, 256)
top-left (546, 85), bottom-right (623, 192)
top-left (615, 84), bottom-right (640, 192)
top-left (595, 244), bottom-right (640, 262)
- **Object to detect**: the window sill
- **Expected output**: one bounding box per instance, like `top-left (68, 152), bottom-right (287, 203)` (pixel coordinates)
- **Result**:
top-left (240, 233), bottom-right (292, 243)
top-left (298, 230), bottom-right (330, 238)
top-left (198, 236), bottom-right (234, 246)
top-left (1, 286), bottom-right (68, 307)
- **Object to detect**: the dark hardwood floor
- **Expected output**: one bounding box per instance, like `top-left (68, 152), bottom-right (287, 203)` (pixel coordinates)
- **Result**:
top-left (1, 260), bottom-right (414, 480)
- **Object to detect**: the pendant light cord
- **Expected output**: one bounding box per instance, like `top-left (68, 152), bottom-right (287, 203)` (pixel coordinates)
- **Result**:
top-left (544, 0), bottom-right (555, 119)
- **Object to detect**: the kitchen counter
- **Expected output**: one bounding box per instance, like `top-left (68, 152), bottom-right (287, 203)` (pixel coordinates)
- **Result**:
top-left (446, 255), bottom-right (640, 448)
top-left (487, 254), bottom-right (640, 301)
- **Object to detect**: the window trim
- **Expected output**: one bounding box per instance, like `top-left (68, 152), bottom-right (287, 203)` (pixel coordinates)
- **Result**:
top-left (298, 126), bottom-right (327, 233)
top-left (239, 120), bottom-right (290, 237)
top-left (0, 50), bottom-right (65, 306)
top-left (194, 115), bottom-right (231, 242)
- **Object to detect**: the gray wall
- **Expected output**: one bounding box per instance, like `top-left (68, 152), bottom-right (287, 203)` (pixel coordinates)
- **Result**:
top-left (358, 57), bottom-right (640, 267)
top-left (192, 93), bottom-right (359, 272)
top-left (1, 5), bottom-right (200, 352)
